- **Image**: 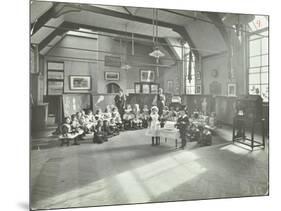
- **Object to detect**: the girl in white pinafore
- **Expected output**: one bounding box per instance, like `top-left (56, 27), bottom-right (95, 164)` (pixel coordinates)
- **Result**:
top-left (146, 106), bottom-right (161, 145)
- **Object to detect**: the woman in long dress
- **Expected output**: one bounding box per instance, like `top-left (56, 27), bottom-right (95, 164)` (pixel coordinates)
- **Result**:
top-left (146, 106), bottom-right (160, 145)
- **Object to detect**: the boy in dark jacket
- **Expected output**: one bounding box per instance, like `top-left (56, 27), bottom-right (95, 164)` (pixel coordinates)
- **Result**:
top-left (175, 107), bottom-right (190, 149)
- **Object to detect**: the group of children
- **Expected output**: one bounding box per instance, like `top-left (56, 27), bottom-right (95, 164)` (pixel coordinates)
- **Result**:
top-left (57, 103), bottom-right (215, 148)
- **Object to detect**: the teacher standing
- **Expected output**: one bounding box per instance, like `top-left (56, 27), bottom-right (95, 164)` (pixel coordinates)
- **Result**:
top-left (156, 88), bottom-right (166, 116)
top-left (114, 89), bottom-right (126, 120)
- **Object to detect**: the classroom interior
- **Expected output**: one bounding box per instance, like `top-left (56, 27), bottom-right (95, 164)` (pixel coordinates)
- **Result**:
top-left (30, 1), bottom-right (269, 210)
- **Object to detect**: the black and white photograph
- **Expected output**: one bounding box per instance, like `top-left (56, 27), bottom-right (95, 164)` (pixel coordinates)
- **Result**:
top-left (105, 71), bottom-right (120, 81)
top-left (29, 0), bottom-right (270, 211)
top-left (69, 75), bottom-right (92, 90)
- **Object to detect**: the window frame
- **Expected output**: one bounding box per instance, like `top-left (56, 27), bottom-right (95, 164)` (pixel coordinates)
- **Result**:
top-left (247, 27), bottom-right (269, 103)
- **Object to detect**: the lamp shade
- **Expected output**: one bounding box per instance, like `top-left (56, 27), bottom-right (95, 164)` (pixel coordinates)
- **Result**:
top-left (149, 47), bottom-right (165, 58)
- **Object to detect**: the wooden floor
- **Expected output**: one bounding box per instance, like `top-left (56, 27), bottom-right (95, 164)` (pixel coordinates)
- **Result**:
top-left (30, 127), bottom-right (268, 210)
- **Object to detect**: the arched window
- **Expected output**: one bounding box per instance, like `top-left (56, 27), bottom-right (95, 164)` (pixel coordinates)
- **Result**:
top-left (106, 83), bottom-right (120, 94)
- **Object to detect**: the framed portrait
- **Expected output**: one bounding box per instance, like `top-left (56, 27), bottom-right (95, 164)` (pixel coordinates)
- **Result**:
top-left (105, 71), bottom-right (120, 81)
top-left (196, 71), bottom-right (201, 80)
top-left (228, 83), bottom-right (236, 96)
top-left (142, 84), bottom-right (150, 94)
top-left (48, 71), bottom-right (64, 80)
top-left (140, 70), bottom-right (155, 82)
top-left (135, 83), bottom-right (141, 93)
top-left (104, 55), bottom-right (121, 67)
top-left (47, 81), bottom-right (64, 95)
top-left (47, 61), bottom-right (64, 70)
top-left (69, 75), bottom-right (91, 90)
top-left (151, 84), bottom-right (159, 94)
top-left (167, 80), bottom-right (174, 93)
top-left (195, 85), bottom-right (202, 94)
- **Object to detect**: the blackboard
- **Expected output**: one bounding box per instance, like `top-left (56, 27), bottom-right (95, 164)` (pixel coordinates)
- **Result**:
top-left (62, 94), bottom-right (91, 117)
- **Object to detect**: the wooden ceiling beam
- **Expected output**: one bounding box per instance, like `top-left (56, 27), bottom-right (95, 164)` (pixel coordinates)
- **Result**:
top-left (38, 22), bottom-right (68, 51)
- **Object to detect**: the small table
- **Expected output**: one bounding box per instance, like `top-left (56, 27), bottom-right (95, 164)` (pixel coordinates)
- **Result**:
top-left (158, 128), bottom-right (181, 148)
top-left (58, 130), bottom-right (84, 146)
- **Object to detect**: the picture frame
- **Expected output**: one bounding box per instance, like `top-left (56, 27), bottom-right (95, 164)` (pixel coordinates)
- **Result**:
top-left (135, 83), bottom-right (141, 93)
top-left (47, 81), bottom-right (64, 95)
top-left (227, 83), bottom-right (236, 96)
top-left (151, 84), bottom-right (159, 94)
top-left (104, 55), bottom-right (121, 67)
top-left (142, 84), bottom-right (150, 94)
top-left (167, 80), bottom-right (174, 93)
top-left (196, 71), bottom-right (201, 80)
top-left (140, 69), bottom-right (155, 82)
top-left (69, 75), bottom-right (92, 90)
top-left (104, 71), bottom-right (120, 81)
top-left (48, 71), bottom-right (64, 80)
top-left (47, 61), bottom-right (64, 70)
top-left (195, 85), bottom-right (202, 94)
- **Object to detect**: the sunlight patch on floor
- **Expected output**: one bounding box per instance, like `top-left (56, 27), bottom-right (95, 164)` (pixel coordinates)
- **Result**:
top-left (220, 144), bottom-right (251, 155)
top-left (33, 151), bottom-right (205, 209)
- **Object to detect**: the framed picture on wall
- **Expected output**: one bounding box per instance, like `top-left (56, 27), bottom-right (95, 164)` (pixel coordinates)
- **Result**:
top-left (140, 70), bottom-right (155, 82)
top-left (167, 80), bottom-right (174, 93)
top-left (142, 84), bottom-right (150, 94)
top-left (69, 75), bottom-right (91, 90)
top-left (151, 84), bottom-right (159, 94)
top-left (48, 81), bottom-right (64, 95)
top-left (195, 85), bottom-right (202, 94)
top-left (228, 83), bottom-right (236, 96)
top-left (135, 83), bottom-right (141, 93)
top-left (48, 71), bottom-right (64, 80)
top-left (105, 71), bottom-right (120, 81)
top-left (196, 71), bottom-right (201, 80)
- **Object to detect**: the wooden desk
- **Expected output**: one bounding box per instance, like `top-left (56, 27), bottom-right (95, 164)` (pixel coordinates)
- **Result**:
top-left (158, 128), bottom-right (180, 148)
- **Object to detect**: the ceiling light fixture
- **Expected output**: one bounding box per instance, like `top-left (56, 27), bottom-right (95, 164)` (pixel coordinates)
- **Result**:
top-left (149, 8), bottom-right (165, 59)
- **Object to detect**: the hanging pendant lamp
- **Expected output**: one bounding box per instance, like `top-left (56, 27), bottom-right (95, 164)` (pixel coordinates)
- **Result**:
top-left (149, 8), bottom-right (165, 59)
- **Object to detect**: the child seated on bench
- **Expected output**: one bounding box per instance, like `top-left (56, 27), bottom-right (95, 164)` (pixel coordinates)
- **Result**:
top-left (102, 119), bottom-right (114, 138)
top-left (109, 118), bottom-right (120, 135)
top-left (123, 104), bottom-right (134, 130)
top-left (95, 108), bottom-right (103, 121)
top-left (93, 120), bottom-right (106, 144)
top-left (132, 104), bottom-right (143, 129)
top-left (140, 105), bottom-right (150, 128)
top-left (112, 107), bottom-right (123, 131)
top-left (167, 106), bottom-right (177, 122)
top-left (60, 116), bottom-right (80, 145)
top-left (102, 107), bottom-right (112, 122)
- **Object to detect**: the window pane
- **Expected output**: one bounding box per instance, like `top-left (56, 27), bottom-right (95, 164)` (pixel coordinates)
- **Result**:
top-left (186, 86), bottom-right (195, 94)
top-left (261, 72), bottom-right (268, 84)
top-left (261, 66), bottom-right (268, 73)
top-left (261, 85), bottom-right (269, 102)
top-left (261, 55), bottom-right (268, 66)
top-left (249, 67), bottom-right (260, 73)
top-left (250, 56), bottom-right (261, 67)
top-left (249, 39), bottom-right (261, 56)
top-left (249, 84), bottom-right (260, 95)
top-left (249, 73), bottom-right (260, 84)
top-left (260, 30), bottom-right (269, 36)
top-left (249, 34), bottom-right (260, 40)
top-left (261, 38), bottom-right (268, 54)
